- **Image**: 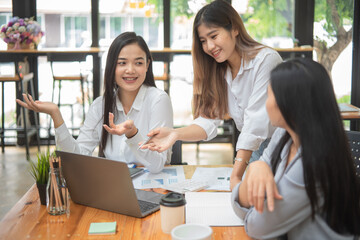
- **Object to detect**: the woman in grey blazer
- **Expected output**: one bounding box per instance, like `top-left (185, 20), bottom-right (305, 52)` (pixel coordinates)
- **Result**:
top-left (231, 58), bottom-right (360, 239)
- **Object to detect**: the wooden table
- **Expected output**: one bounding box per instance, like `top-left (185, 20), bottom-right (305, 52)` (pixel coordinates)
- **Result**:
top-left (0, 165), bottom-right (250, 240)
top-left (340, 103), bottom-right (360, 120)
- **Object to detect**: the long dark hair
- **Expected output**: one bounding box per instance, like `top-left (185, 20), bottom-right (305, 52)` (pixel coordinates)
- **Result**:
top-left (192, 0), bottom-right (263, 119)
top-left (99, 32), bottom-right (156, 156)
top-left (270, 58), bottom-right (360, 234)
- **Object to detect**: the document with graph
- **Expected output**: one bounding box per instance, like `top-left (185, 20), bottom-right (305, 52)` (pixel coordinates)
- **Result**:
top-left (191, 167), bottom-right (233, 191)
top-left (132, 166), bottom-right (185, 189)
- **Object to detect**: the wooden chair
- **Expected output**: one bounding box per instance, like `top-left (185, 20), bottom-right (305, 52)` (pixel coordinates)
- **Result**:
top-left (0, 56), bottom-right (40, 160)
top-left (47, 53), bottom-right (89, 138)
top-left (346, 130), bottom-right (360, 176)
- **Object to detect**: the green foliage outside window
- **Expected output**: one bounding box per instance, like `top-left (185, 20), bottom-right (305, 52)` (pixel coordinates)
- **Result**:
top-left (314, 0), bottom-right (353, 39)
top-left (337, 95), bottom-right (351, 104)
top-left (242, 0), bottom-right (293, 41)
top-left (313, 0), bottom-right (353, 74)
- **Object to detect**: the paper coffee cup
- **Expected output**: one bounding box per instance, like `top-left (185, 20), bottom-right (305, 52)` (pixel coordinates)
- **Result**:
top-left (160, 192), bottom-right (186, 234)
top-left (171, 223), bottom-right (213, 240)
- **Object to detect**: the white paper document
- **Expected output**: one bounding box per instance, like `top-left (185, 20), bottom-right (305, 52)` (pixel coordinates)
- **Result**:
top-left (191, 167), bottom-right (233, 191)
top-left (185, 192), bottom-right (244, 226)
top-left (132, 166), bottom-right (186, 189)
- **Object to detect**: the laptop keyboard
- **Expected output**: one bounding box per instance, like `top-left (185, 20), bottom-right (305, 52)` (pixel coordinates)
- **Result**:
top-left (138, 200), bottom-right (159, 213)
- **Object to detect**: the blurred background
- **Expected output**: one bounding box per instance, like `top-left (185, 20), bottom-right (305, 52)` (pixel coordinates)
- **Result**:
top-left (0, 0), bottom-right (356, 138)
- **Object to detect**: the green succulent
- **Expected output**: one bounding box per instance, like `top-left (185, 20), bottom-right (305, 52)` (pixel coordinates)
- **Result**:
top-left (29, 151), bottom-right (55, 184)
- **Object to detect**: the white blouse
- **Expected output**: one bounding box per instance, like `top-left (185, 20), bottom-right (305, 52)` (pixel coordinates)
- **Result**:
top-left (55, 85), bottom-right (173, 173)
top-left (193, 47), bottom-right (282, 152)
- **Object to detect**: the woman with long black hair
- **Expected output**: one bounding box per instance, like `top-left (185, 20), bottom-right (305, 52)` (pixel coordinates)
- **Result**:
top-left (231, 58), bottom-right (360, 239)
top-left (16, 32), bottom-right (173, 173)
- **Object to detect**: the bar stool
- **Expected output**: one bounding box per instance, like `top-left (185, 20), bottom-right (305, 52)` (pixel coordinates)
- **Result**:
top-left (47, 53), bottom-right (89, 139)
top-left (0, 56), bottom-right (40, 160)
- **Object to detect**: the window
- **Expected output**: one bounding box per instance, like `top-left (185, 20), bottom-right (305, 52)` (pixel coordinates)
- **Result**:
top-left (110, 17), bottom-right (123, 39)
top-left (0, 0), bottom-right (12, 50)
top-left (0, 14), bottom-right (8, 25)
top-left (238, 0), bottom-right (295, 48)
top-left (0, 14), bottom-right (10, 49)
top-left (37, 0), bottom-right (91, 48)
top-left (99, 0), bottom-right (163, 49)
top-left (100, 16), bottom-right (106, 39)
top-left (63, 16), bottom-right (90, 48)
top-left (169, 0), bottom-right (209, 125)
top-left (170, 0), bottom-right (209, 50)
top-left (313, 0), bottom-right (353, 102)
top-left (133, 17), bottom-right (144, 36)
top-left (148, 17), bottom-right (159, 47)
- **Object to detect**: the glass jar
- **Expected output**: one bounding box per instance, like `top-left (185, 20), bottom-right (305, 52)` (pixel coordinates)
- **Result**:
top-left (46, 167), bottom-right (69, 215)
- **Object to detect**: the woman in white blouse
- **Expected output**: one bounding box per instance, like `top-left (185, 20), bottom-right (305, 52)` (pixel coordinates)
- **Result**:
top-left (142, 0), bottom-right (282, 187)
top-left (16, 32), bottom-right (173, 173)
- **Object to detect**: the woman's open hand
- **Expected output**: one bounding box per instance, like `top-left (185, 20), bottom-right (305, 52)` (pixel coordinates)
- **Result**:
top-left (16, 93), bottom-right (59, 115)
top-left (140, 127), bottom-right (177, 152)
top-left (103, 112), bottom-right (136, 137)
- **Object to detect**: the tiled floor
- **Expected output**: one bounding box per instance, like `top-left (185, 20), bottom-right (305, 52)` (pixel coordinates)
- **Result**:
top-left (0, 143), bottom-right (233, 220)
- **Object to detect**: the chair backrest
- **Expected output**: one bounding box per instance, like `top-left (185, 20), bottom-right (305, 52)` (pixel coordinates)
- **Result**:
top-left (47, 53), bottom-right (88, 78)
top-left (170, 140), bottom-right (184, 165)
top-left (346, 130), bottom-right (360, 177)
top-left (47, 53), bottom-right (88, 62)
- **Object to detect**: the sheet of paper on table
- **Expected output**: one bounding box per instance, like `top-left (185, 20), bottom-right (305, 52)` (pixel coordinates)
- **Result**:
top-left (191, 167), bottom-right (233, 191)
top-left (185, 192), bottom-right (244, 226)
top-left (132, 166), bottom-right (186, 189)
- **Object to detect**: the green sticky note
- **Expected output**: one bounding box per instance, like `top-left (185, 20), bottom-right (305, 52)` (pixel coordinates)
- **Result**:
top-left (88, 221), bottom-right (117, 235)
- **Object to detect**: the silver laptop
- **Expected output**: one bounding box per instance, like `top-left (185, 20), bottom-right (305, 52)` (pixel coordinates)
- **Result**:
top-left (56, 150), bottom-right (163, 218)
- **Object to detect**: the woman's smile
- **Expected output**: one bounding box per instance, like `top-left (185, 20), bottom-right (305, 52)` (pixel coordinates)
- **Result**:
top-left (122, 77), bottom-right (138, 83)
top-left (211, 49), bottom-right (221, 58)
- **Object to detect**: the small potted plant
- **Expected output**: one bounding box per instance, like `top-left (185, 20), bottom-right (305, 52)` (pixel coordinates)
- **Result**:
top-left (29, 151), bottom-right (54, 205)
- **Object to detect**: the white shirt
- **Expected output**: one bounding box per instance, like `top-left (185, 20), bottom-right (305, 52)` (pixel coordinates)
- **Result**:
top-left (193, 48), bottom-right (283, 151)
top-left (55, 85), bottom-right (173, 173)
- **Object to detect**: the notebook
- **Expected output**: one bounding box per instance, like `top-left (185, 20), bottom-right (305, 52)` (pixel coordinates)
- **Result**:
top-left (56, 150), bottom-right (163, 218)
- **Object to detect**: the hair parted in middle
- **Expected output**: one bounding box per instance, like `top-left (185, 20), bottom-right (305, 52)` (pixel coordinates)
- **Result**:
top-left (192, 0), bottom-right (264, 119)
top-left (99, 31), bottom-right (156, 156)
